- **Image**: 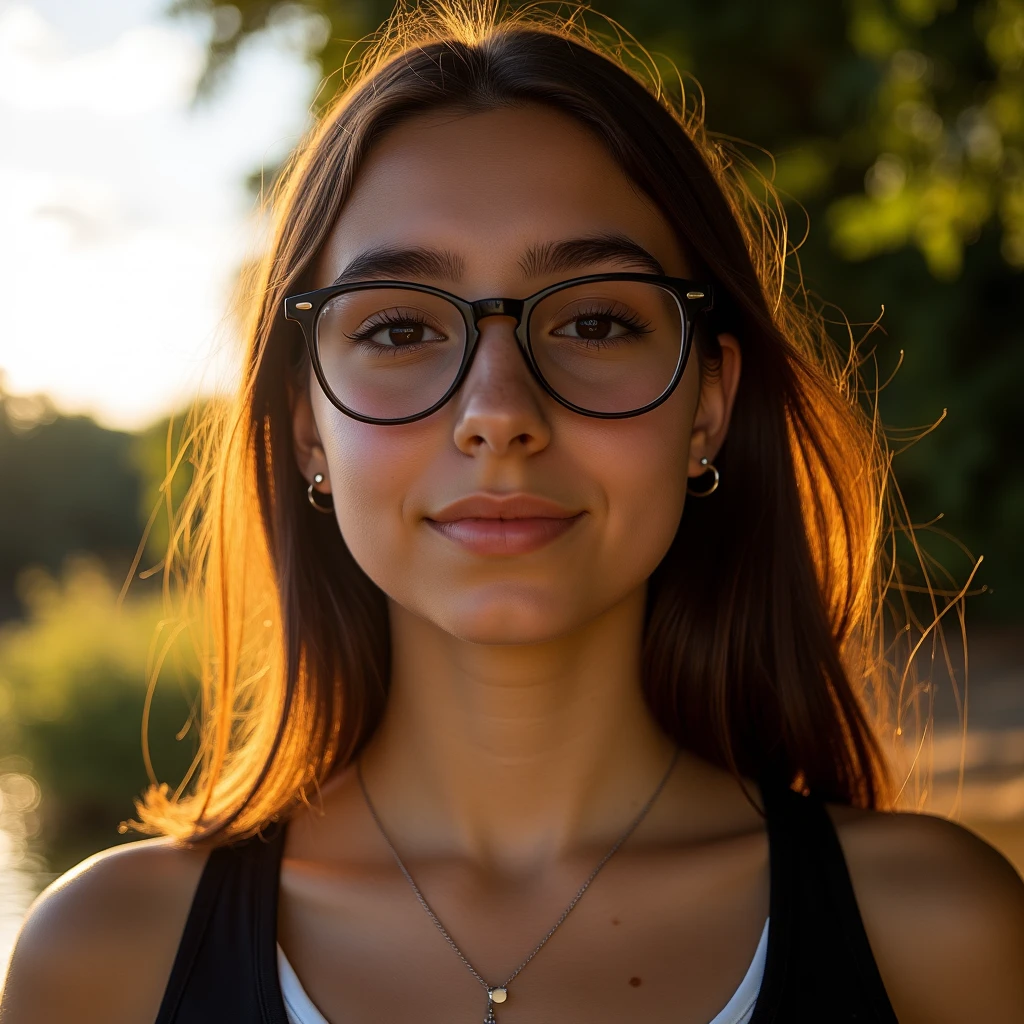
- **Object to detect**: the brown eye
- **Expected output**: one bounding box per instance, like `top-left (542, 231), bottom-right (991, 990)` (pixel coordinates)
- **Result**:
top-left (550, 309), bottom-right (644, 343)
top-left (575, 316), bottom-right (612, 340)
top-left (346, 309), bottom-right (447, 347)
top-left (388, 324), bottom-right (425, 345)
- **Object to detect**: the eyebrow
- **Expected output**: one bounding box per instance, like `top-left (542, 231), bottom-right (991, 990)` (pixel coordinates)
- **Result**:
top-left (330, 232), bottom-right (665, 287)
top-left (332, 246), bottom-right (465, 285)
top-left (519, 234), bottom-right (665, 277)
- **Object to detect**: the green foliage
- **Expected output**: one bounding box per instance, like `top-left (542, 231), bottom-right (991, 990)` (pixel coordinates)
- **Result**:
top-left (170, 0), bottom-right (1024, 617)
top-left (0, 384), bottom-right (205, 869)
top-left (0, 559), bottom-right (200, 871)
top-left (0, 379), bottom-right (143, 620)
top-left (828, 0), bottom-right (1024, 278)
top-left (0, 378), bottom-right (200, 622)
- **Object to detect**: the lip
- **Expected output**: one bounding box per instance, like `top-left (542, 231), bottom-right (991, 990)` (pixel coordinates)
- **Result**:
top-left (424, 492), bottom-right (585, 555)
top-left (428, 493), bottom-right (580, 522)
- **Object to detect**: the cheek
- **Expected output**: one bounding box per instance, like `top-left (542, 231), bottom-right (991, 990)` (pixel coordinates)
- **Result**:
top-left (575, 408), bottom-right (691, 576)
top-left (314, 399), bottom-right (426, 570)
top-left (576, 350), bottom-right (698, 561)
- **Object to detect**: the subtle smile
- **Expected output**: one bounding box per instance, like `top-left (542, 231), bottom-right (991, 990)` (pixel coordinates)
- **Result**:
top-left (424, 493), bottom-right (585, 556)
top-left (425, 514), bottom-right (585, 555)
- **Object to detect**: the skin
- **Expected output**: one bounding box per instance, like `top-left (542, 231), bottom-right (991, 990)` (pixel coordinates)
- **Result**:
top-left (3, 104), bottom-right (1024, 1024)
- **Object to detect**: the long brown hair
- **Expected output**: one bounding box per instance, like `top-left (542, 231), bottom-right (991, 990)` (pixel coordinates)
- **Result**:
top-left (126, 1), bottom-right (907, 845)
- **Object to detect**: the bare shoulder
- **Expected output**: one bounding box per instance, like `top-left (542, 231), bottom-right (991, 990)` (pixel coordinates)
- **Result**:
top-left (0, 836), bottom-right (212, 1024)
top-left (824, 800), bottom-right (1024, 1024)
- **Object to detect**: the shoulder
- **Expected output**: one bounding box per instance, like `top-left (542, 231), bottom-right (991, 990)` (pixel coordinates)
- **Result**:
top-left (824, 800), bottom-right (1024, 1024)
top-left (0, 836), bottom-right (213, 1024)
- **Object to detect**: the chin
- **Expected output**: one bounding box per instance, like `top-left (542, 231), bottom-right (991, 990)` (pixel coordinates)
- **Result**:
top-left (426, 587), bottom-right (582, 645)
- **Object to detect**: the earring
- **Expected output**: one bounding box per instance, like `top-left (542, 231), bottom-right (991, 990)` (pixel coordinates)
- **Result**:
top-left (307, 471), bottom-right (334, 513)
top-left (686, 457), bottom-right (720, 497)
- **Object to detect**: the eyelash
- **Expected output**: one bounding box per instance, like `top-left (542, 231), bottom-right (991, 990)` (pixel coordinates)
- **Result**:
top-left (553, 303), bottom-right (653, 344)
top-left (345, 310), bottom-right (447, 353)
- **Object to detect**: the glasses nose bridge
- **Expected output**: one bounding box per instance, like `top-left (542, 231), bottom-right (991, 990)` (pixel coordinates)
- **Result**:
top-left (469, 297), bottom-right (525, 329)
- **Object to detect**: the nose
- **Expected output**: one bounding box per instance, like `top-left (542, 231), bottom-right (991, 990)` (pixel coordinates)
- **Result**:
top-left (450, 314), bottom-right (551, 458)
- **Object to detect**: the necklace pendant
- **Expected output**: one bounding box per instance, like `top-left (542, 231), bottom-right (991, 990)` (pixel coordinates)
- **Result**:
top-left (484, 985), bottom-right (507, 1023)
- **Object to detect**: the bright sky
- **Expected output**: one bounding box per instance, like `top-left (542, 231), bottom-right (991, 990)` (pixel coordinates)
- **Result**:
top-left (0, 0), bottom-right (319, 430)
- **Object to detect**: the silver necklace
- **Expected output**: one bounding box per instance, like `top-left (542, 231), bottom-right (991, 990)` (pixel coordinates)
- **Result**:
top-left (356, 747), bottom-right (680, 1023)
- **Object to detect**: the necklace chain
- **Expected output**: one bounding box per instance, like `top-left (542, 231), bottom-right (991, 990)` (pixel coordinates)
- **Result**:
top-left (356, 746), bottom-right (680, 1019)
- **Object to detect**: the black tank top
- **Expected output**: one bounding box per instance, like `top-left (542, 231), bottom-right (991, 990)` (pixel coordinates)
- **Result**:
top-left (153, 777), bottom-right (900, 1023)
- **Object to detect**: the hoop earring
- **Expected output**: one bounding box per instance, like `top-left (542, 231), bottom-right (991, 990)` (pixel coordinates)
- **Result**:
top-left (307, 472), bottom-right (334, 513)
top-left (686, 457), bottom-right (720, 497)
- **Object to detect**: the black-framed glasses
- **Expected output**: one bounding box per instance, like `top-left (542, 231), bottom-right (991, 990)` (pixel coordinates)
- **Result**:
top-left (283, 272), bottom-right (714, 424)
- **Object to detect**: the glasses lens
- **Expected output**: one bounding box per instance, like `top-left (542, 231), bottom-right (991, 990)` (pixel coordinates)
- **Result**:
top-left (528, 280), bottom-right (686, 414)
top-left (315, 287), bottom-right (467, 419)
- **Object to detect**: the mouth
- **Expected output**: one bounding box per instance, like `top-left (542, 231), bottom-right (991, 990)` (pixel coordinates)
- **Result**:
top-left (424, 511), bottom-right (586, 556)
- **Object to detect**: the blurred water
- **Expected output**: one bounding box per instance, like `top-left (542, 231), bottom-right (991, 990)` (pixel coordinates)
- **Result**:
top-left (0, 767), bottom-right (47, 987)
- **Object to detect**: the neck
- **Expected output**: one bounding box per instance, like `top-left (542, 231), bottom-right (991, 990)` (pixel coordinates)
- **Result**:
top-left (357, 586), bottom-right (681, 873)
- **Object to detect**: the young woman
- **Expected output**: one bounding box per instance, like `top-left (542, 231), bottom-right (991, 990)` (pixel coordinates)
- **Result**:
top-left (3, 6), bottom-right (1023, 1024)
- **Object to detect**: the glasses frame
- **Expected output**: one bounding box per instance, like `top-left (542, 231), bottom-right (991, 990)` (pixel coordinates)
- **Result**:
top-left (283, 272), bottom-right (715, 425)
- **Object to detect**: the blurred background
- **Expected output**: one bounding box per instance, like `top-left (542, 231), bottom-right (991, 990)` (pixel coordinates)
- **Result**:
top-left (1, 0), bottom-right (1023, 980)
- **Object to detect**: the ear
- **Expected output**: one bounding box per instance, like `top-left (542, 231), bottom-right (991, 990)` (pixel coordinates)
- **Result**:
top-left (289, 369), bottom-right (332, 494)
top-left (687, 332), bottom-right (742, 477)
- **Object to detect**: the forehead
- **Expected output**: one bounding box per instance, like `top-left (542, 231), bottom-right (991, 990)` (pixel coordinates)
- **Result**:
top-left (314, 103), bottom-right (689, 288)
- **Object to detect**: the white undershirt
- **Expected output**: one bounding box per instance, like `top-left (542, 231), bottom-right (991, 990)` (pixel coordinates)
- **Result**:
top-left (277, 915), bottom-right (769, 1024)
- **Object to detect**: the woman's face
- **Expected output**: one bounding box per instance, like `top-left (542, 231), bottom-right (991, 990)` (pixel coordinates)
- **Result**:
top-left (292, 103), bottom-right (740, 645)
